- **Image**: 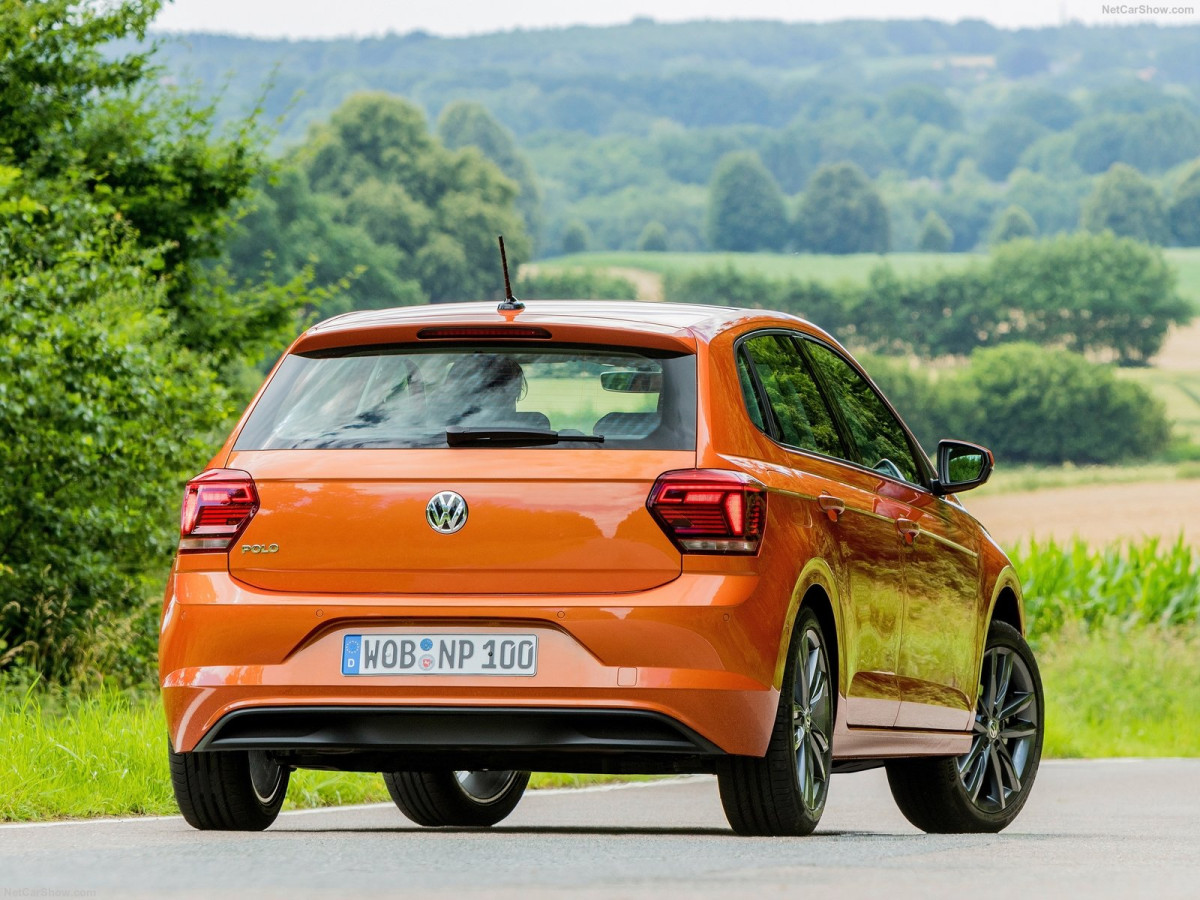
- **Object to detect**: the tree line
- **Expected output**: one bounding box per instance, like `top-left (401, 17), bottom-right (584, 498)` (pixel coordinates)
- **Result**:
top-left (146, 21), bottom-right (1200, 255)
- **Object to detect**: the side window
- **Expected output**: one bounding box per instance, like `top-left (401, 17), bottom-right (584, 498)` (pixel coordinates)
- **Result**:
top-left (803, 341), bottom-right (924, 485)
top-left (736, 350), bottom-right (768, 431)
top-left (740, 334), bottom-right (844, 458)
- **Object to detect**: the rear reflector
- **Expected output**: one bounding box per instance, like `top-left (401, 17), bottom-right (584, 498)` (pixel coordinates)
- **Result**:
top-left (647, 469), bottom-right (767, 555)
top-left (417, 326), bottom-right (552, 340)
top-left (179, 469), bottom-right (259, 552)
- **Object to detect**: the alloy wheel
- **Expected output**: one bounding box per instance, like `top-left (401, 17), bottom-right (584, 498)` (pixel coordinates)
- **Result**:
top-left (958, 645), bottom-right (1039, 813)
top-left (792, 625), bottom-right (832, 813)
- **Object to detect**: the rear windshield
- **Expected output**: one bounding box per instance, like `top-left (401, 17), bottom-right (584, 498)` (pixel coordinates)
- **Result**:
top-left (235, 344), bottom-right (697, 450)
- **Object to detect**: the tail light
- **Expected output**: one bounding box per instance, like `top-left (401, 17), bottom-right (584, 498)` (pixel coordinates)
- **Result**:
top-left (647, 469), bottom-right (767, 555)
top-left (179, 469), bottom-right (259, 552)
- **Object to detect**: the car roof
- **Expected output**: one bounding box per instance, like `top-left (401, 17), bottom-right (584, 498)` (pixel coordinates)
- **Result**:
top-left (305, 300), bottom-right (820, 344)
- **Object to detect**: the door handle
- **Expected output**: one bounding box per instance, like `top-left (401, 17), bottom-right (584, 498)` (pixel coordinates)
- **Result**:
top-left (896, 518), bottom-right (920, 545)
top-left (818, 494), bottom-right (846, 522)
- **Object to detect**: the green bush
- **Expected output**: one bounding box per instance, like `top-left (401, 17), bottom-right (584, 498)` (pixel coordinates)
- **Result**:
top-left (869, 345), bottom-right (1170, 465)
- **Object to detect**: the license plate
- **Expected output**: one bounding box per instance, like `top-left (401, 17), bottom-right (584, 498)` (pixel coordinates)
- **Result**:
top-left (341, 634), bottom-right (538, 676)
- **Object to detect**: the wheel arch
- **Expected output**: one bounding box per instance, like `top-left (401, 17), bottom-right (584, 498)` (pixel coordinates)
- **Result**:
top-left (986, 566), bottom-right (1026, 635)
top-left (774, 557), bottom-right (843, 699)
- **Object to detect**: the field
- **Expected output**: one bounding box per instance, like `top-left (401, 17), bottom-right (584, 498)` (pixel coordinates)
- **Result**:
top-left (543, 246), bottom-right (1200, 305)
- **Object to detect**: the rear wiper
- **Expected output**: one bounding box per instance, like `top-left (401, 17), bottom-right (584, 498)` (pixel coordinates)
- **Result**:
top-left (446, 426), bottom-right (604, 447)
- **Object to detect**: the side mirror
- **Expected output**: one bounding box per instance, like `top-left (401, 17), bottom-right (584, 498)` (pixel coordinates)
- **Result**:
top-left (933, 440), bottom-right (993, 496)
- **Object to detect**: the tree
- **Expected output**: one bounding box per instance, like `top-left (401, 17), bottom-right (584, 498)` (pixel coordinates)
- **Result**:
top-left (1006, 89), bottom-right (1081, 131)
top-left (883, 85), bottom-right (963, 131)
top-left (1071, 114), bottom-right (1129, 175)
top-left (0, 0), bottom-right (298, 373)
top-left (437, 101), bottom-right (543, 249)
top-left (0, 1), bottom-right (321, 681)
top-left (1168, 161), bottom-right (1200, 247)
top-left (989, 233), bottom-right (1189, 365)
top-left (298, 93), bottom-right (530, 302)
top-left (990, 205), bottom-right (1038, 245)
top-left (958, 345), bottom-right (1169, 464)
top-left (1080, 163), bottom-right (1169, 245)
top-left (561, 220), bottom-right (591, 254)
top-left (917, 211), bottom-right (953, 252)
top-left (637, 221), bottom-right (669, 252)
top-left (795, 163), bottom-right (890, 254)
top-left (226, 166), bottom-right (424, 316)
top-left (976, 116), bottom-right (1047, 182)
top-left (705, 151), bottom-right (788, 252)
top-left (1119, 106), bottom-right (1200, 174)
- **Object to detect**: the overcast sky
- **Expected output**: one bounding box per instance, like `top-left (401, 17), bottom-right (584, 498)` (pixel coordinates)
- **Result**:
top-left (152, 0), bottom-right (1199, 39)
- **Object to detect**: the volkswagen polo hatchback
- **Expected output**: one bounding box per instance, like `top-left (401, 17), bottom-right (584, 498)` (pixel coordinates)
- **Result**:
top-left (161, 299), bottom-right (1043, 836)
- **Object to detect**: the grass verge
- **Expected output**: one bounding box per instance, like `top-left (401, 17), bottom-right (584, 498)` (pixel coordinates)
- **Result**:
top-left (1040, 624), bottom-right (1200, 758)
top-left (0, 689), bottom-right (656, 822)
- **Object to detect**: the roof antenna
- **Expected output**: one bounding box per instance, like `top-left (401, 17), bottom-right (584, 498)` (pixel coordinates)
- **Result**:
top-left (496, 235), bottom-right (524, 312)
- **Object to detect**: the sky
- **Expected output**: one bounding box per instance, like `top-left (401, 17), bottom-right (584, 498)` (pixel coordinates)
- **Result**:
top-left (151, 0), bottom-right (1200, 40)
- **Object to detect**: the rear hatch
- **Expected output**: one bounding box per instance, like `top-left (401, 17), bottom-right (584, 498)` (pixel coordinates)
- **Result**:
top-left (224, 341), bottom-right (697, 595)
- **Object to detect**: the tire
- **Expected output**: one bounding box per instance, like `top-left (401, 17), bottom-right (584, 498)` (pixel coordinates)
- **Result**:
top-left (169, 745), bottom-right (290, 831)
top-left (886, 620), bottom-right (1044, 834)
top-left (717, 605), bottom-right (834, 836)
top-left (384, 770), bottom-right (530, 827)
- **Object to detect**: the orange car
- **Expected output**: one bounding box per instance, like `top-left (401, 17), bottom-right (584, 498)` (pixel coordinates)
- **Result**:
top-left (161, 299), bottom-right (1042, 836)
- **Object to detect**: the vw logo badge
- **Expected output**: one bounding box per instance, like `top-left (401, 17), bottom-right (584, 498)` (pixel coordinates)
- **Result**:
top-left (426, 491), bottom-right (468, 534)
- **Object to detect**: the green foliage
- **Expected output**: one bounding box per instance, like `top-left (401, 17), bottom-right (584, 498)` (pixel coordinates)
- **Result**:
top-left (1006, 89), bottom-right (1082, 131)
top-left (561, 219), bottom-right (591, 255)
top-left (0, 0), bottom-right (157, 166)
top-left (299, 93), bottom-right (529, 302)
top-left (706, 151), bottom-right (787, 252)
top-left (795, 162), bottom-right (889, 254)
top-left (976, 116), bottom-right (1047, 181)
top-left (437, 100), bottom-right (542, 248)
top-left (1168, 160), bottom-right (1200, 247)
top-left (988, 232), bottom-right (1188, 364)
top-left (226, 167), bottom-right (422, 316)
top-left (1040, 625), bottom-right (1200, 758)
top-left (637, 221), bottom-right (669, 252)
top-left (955, 344), bottom-right (1171, 464)
top-left (916, 211), bottom-right (953, 252)
top-left (515, 268), bottom-right (637, 300)
top-left (990, 204), bottom-right (1038, 245)
top-left (872, 345), bottom-right (1171, 465)
top-left (136, 20), bottom-right (1200, 255)
top-left (0, 0), bottom-right (297, 371)
top-left (1081, 163), bottom-right (1170, 244)
top-left (0, 179), bottom-right (231, 682)
top-left (1013, 537), bottom-right (1200, 635)
top-left (0, 2), bottom-right (320, 682)
top-left (882, 85), bottom-right (963, 131)
top-left (660, 234), bottom-right (1189, 364)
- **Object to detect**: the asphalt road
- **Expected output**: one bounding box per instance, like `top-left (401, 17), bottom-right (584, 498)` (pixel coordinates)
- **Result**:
top-left (2, 760), bottom-right (1197, 899)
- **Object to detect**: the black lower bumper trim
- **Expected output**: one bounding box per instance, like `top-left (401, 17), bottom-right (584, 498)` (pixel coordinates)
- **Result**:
top-left (194, 706), bottom-right (724, 758)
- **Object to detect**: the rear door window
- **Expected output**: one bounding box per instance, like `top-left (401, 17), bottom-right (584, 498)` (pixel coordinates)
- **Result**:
top-left (739, 334), bottom-right (845, 458)
top-left (802, 341), bottom-right (925, 485)
top-left (235, 345), bottom-right (696, 450)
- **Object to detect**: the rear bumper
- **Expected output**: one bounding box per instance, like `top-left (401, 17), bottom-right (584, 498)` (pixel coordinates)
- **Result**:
top-left (160, 568), bottom-right (785, 759)
top-left (191, 705), bottom-right (724, 773)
